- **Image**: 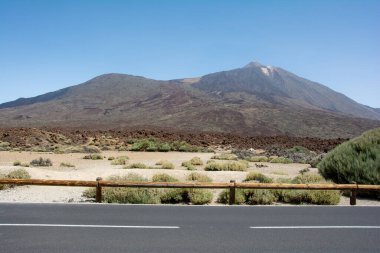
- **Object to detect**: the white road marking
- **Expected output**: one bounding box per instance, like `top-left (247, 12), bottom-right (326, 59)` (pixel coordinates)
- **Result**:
top-left (0, 224), bottom-right (179, 229)
top-left (250, 226), bottom-right (380, 229)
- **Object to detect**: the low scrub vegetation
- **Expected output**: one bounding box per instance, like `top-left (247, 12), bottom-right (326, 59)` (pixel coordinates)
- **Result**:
top-left (187, 172), bottom-right (212, 182)
top-left (83, 174), bottom-right (160, 204)
top-left (152, 173), bottom-right (178, 182)
top-left (218, 173), bottom-right (340, 205)
top-left (211, 153), bottom-right (238, 160)
top-left (204, 160), bottom-right (249, 171)
top-left (182, 161), bottom-right (196, 170)
top-left (60, 162), bottom-right (75, 168)
top-left (269, 157), bottom-right (293, 164)
top-left (0, 169), bottom-right (31, 190)
top-left (182, 157), bottom-right (203, 170)
top-left (83, 172), bottom-right (213, 205)
top-left (246, 156), bottom-right (269, 162)
top-left (158, 172), bottom-right (213, 205)
top-left (124, 163), bottom-right (148, 169)
top-left (244, 172), bottom-right (273, 183)
top-left (129, 138), bottom-right (205, 152)
top-left (0, 141), bottom-right (11, 151)
top-left (83, 154), bottom-right (103, 160)
top-left (111, 156), bottom-right (129, 165)
top-left (265, 146), bottom-right (319, 164)
top-left (30, 157), bottom-right (53, 167)
top-left (155, 160), bottom-right (175, 169)
top-left (53, 145), bottom-right (101, 154)
top-left (189, 157), bottom-right (203, 165)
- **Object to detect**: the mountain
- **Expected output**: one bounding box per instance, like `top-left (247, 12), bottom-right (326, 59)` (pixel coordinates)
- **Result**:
top-left (0, 62), bottom-right (379, 138)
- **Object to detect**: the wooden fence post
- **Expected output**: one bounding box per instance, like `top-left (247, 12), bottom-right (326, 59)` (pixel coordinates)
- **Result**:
top-left (229, 180), bottom-right (236, 205)
top-left (96, 177), bottom-right (103, 203)
top-left (350, 189), bottom-right (357, 206)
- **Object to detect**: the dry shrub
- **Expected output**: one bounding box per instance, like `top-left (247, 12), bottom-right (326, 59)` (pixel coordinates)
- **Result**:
top-left (82, 174), bottom-right (160, 204)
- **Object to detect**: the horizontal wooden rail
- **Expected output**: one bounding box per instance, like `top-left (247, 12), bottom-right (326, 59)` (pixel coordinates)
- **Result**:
top-left (1, 178), bottom-right (380, 205)
top-left (236, 183), bottom-right (380, 191)
top-left (99, 180), bottom-right (231, 189)
top-left (0, 179), bottom-right (97, 187)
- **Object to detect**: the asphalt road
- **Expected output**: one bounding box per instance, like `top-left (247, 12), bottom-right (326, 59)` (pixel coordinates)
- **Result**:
top-left (0, 203), bottom-right (379, 253)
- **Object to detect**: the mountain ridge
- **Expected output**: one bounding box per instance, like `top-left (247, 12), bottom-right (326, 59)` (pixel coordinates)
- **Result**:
top-left (1, 62), bottom-right (379, 139)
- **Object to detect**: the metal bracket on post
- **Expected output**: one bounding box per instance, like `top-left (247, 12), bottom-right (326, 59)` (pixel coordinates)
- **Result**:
top-left (96, 177), bottom-right (103, 203)
top-left (229, 180), bottom-right (236, 205)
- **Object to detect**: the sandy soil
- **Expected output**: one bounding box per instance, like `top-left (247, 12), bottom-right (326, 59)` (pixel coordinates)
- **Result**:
top-left (0, 151), bottom-right (379, 206)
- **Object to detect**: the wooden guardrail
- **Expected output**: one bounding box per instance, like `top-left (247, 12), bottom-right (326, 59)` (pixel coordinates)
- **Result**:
top-left (1, 178), bottom-right (380, 205)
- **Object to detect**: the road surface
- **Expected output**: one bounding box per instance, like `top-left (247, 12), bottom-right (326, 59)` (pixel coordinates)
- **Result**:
top-left (0, 203), bottom-right (379, 253)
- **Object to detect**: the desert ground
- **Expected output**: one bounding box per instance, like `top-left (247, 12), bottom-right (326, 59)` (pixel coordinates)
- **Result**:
top-left (0, 150), bottom-right (378, 205)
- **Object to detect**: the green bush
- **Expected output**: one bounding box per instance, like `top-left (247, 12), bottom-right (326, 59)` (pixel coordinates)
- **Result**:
top-left (108, 157), bottom-right (115, 161)
top-left (188, 189), bottom-right (213, 205)
top-left (244, 189), bottom-right (278, 205)
top-left (0, 169), bottom-right (31, 190)
top-left (159, 189), bottom-right (186, 204)
top-left (270, 157), bottom-right (293, 164)
top-left (83, 154), bottom-right (103, 160)
top-left (6, 169), bottom-right (31, 180)
top-left (204, 160), bottom-right (248, 171)
top-left (155, 160), bottom-right (175, 169)
top-left (277, 174), bottom-right (340, 205)
top-left (129, 139), bottom-right (201, 152)
top-left (158, 143), bottom-right (171, 152)
top-left (146, 142), bottom-right (158, 152)
top-left (124, 163), bottom-right (148, 169)
top-left (30, 157), bottom-right (53, 166)
top-left (153, 172), bottom-right (212, 205)
top-left (111, 156), bottom-right (129, 165)
top-left (13, 161), bottom-right (21, 166)
top-left (217, 174), bottom-right (340, 205)
top-left (152, 173), bottom-right (183, 204)
top-left (182, 161), bottom-right (196, 170)
top-left (152, 173), bottom-right (178, 182)
top-left (82, 174), bottom-right (160, 204)
top-left (129, 139), bottom-right (151, 151)
top-left (0, 141), bottom-right (11, 151)
top-left (247, 156), bottom-right (269, 162)
top-left (190, 157), bottom-right (203, 165)
top-left (217, 188), bottom-right (277, 205)
top-left (186, 172), bottom-right (213, 205)
top-left (244, 172), bottom-right (273, 183)
top-left (217, 189), bottom-right (245, 205)
top-left (187, 172), bottom-right (212, 182)
top-left (182, 157), bottom-right (203, 170)
top-left (211, 153), bottom-right (238, 160)
top-left (161, 173), bottom-right (213, 205)
top-left (318, 128), bottom-right (380, 185)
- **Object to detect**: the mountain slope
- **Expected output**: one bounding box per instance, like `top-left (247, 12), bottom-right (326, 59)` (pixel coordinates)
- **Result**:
top-left (0, 62), bottom-right (379, 138)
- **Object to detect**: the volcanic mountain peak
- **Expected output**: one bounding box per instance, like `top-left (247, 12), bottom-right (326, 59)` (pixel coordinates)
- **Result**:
top-left (0, 61), bottom-right (379, 138)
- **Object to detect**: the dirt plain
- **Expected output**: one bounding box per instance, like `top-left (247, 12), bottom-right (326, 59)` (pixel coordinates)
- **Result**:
top-left (0, 150), bottom-right (378, 206)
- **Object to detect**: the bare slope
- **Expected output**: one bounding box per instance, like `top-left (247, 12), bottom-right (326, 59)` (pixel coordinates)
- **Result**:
top-left (0, 62), bottom-right (379, 138)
